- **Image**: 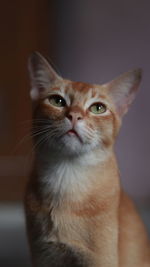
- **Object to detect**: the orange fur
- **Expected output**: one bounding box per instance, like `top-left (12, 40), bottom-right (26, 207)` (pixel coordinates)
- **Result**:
top-left (25, 52), bottom-right (150, 267)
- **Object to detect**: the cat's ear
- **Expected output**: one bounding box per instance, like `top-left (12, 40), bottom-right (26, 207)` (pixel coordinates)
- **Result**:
top-left (106, 69), bottom-right (142, 117)
top-left (28, 52), bottom-right (62, 101)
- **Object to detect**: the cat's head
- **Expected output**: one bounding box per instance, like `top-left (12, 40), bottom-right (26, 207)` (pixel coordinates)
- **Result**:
top-left (28, 52), bottom-right (141, 158)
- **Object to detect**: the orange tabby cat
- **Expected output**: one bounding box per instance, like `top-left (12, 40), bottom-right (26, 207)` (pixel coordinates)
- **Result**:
top-left (25, 52), bottom-right (150, 267)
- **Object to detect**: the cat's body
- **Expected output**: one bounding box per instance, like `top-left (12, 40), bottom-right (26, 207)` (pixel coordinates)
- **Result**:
top-left (25, 52), bottom-right (150, 267)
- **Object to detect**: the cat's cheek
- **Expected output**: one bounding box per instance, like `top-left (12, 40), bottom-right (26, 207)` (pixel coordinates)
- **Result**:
top-left (76, 116), bottom-right (113, 150)
top-left (101, 136), bottom-right (113, 149)
top-left (97, 124), bottom-right (114, 149)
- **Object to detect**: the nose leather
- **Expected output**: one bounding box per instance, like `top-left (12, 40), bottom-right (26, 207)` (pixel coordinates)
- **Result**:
top-left (67, 111), bottom-right (83, 125)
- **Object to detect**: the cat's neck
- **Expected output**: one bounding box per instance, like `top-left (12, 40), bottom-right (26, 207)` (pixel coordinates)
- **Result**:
top-left (34, 147), bottom-right (119, 204)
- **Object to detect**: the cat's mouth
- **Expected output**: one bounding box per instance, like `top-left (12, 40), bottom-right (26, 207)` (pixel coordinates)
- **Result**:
top-left (65, 129), bottom-right (83, 143)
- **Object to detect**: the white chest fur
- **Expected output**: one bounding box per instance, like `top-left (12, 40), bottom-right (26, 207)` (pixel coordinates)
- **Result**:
top-left (41, 159), bottom-right (91, 202)
top-left (38, 150), bottom-right (107, 202)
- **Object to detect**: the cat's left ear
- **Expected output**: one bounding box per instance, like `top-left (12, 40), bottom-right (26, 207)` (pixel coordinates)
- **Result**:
top-left (28, 52), bottom-right (62, 101)
top-left (106, 69), bottom-right (142, 117)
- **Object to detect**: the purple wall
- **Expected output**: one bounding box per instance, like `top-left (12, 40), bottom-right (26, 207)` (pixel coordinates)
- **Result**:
top-left (51, 0), bottom-right (150, 199)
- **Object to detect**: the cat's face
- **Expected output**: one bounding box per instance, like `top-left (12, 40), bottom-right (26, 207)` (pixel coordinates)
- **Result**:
top-left (28, 52), bottom-right (141, 157)
top-left (33, 80), bottom-right (118, 156)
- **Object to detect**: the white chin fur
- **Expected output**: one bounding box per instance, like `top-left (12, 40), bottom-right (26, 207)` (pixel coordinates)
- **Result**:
top-left (59, 134), bottom-right (85, 155)
top-left (48, 134), bottom-right (99, 157)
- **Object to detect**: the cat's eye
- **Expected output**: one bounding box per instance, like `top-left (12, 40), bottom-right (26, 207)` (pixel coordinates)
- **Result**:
top-left (48, 95), bottom-right (66, 107)
top-left (89, 103), bottom-right (107, 114)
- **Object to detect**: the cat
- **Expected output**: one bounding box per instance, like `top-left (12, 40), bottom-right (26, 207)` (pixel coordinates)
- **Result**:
top-left (24, 52), bottom-right (150, 267)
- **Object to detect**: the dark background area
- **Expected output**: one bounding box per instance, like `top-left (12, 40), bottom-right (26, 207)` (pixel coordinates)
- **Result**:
top-left (0, 1), bottom-right (150, 266)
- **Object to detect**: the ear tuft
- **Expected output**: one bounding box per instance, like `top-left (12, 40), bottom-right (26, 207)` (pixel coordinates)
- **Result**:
top-left (28, 51), bottom-right (62, 101)
top-left (106, 68), bottom-right (142, 117)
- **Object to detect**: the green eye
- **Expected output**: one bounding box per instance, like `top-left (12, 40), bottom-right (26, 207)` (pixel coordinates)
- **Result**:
top-left (48, 95), bottom-right (66, 107)
top-left (90, 103), bottom-right (107, 114)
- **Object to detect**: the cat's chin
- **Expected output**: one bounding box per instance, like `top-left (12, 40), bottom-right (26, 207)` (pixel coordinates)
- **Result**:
top-left (48, 133), bottom-right (96, 157)
top-left (58, 134), bottom-right (87, 156)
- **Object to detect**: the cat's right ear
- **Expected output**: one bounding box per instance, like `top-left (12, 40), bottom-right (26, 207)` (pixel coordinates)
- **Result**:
top-left (28, 52), bottom-right (62, 101)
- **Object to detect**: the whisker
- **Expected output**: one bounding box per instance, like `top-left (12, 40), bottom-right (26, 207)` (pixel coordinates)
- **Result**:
top-left (31, 133), bottom-right (50, 154)
top-left (12, 132), bottom-right (33, 154)
top-left (13, 126), bottom-right (53, 154)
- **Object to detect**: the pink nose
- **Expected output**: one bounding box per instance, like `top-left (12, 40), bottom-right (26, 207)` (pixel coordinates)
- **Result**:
top-left (67, 112), bottom-right (83, 124)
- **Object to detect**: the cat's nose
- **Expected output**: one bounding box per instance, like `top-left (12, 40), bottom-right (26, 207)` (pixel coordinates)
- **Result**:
top-left (67, 112), bottom-right (83, 124)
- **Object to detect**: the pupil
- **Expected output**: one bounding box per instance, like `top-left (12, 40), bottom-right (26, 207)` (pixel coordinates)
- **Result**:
top-left (54, 96), bottom-right (65, 106)
top-left (54, 96), bottom-right (62, 104)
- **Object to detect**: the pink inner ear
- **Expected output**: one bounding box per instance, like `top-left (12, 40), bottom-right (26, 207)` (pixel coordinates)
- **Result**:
top-left (107, 69), bottom-right (142, 117)
top-left (28, 52), bottom-right (62, 101)
top-left (115, 83), bottom-right (139, 116)
top-left (116, 92), bottom-right (136, 116)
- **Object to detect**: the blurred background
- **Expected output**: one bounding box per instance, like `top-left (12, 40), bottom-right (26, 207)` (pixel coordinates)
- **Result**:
top-left (0, 0), bottom-right (150, 266)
